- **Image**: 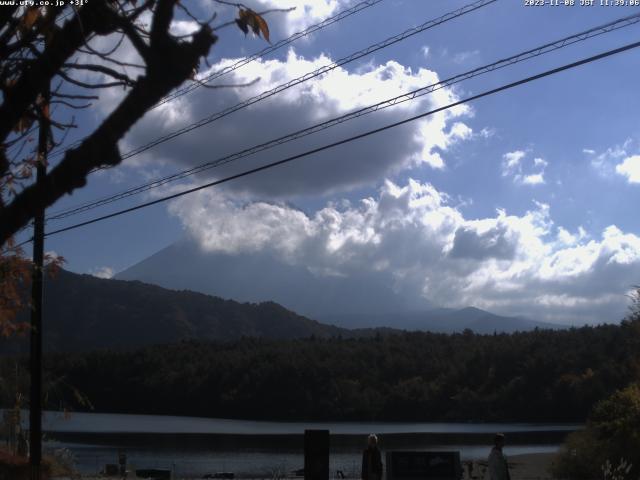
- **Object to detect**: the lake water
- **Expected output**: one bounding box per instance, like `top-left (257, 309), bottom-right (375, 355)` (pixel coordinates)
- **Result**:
top-left (28, 411), bottom-right (578, 478)
top-left (38, 411), bottom-right (579, 435)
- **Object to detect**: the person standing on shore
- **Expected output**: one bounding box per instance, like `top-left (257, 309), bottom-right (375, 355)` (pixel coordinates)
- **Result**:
top-left (361, 434), bottom-right (383, 480)
top-left (488, 433), bottom-right (510, 480)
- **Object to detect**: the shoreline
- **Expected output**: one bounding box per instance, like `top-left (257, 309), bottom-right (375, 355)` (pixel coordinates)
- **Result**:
top-left (46, 430), bottom-right (573, 450)
top-left (74, 454), bottom-right (557, 480)
top-left (62, 452), bottom-right (559, 480)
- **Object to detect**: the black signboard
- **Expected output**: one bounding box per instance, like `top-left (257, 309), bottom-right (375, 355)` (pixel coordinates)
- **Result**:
top-left (386, 451), bottom-right (461, 480)
top-left (304, 429), bottom-right (330, 480)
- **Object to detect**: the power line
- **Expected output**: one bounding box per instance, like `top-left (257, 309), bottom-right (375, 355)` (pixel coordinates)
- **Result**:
top-left (46, 0), bottom-right (497, 219)
top-left (48, 0), bottom-right (496, 168)
top-left (46, 0), bottom-right (386, 160)
top-left (113, 0), bottom-right (496, 162)
top-left (46, 11), bottom-right (640, 221)
top-left (39, 39), bottom-right (640, 240)
top-left (156, 0), bottom-right (386, 107)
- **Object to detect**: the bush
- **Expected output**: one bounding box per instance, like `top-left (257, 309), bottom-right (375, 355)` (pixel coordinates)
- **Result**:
top-left (552, 384), bottom-right (640, 479)
top-left (0, 447), bottom-right (77, 480)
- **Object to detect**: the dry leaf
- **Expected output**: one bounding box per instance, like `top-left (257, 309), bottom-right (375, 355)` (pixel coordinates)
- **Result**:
top-left (20, 7), bottom-right (41, 33)
top-left (236, 8), bottom-right (270, 43)
top-left (252, 12), bottom-right (270, 43)
top-left (13, 114), bottom-right (34, 134)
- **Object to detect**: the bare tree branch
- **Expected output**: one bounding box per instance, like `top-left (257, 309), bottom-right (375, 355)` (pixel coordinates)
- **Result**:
top-left (0, 3), bottom-right (217, 245)
top-left (0, 2), bottom-right (120, 165)
top-left (50, 100), bottom-right (92, 110)
top-left (62, 63), bottom-right (136, 86)
top-left (57, 70), bottom-right (130, 90)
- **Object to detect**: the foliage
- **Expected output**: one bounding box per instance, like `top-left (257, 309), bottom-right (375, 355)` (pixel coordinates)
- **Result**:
top-left (0, 249), bottom-right (31, 337)
top-left (45, 448), bottom-right (79, 478)
top-left (553, 295), bottom-right (640, 479)
top-left (0, 446), bottom-right (53, 480)
top-left (0, 252), bottom-right (64, 337)
top-left (602, 459), bottom-right (634, 480)
top-left (1, 317), bottom-right (638, 422)
top-left (552, 384), bottom-right (640, 479)
top-left (0, 445), bottom-right (76, 479)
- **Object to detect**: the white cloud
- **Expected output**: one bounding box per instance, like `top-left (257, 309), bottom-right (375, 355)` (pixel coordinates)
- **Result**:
top-left (44, 250), bottom-right (64, 265)
top-left (447, 122), bottom-right (473, 143)
top-left (479, 127), bottom-right (495, 139)
top-left (502, 150), bottom-right (526, 174)
top-left (421, 46), bottom-right (430, 58)
top-left (122, 49), bottom-right (471, 198)
top-left (521, 173), bottom-right (545, 185)
top-left (533, 157), bottom-right (548, 167)
top-left (90, 266), bottom-right (115, 279)
top-left (502, 150), bottom-right (548, 186)
top-left (199, 0), bottom-right (355, 39)
top-left (168, 179), bottom-right (640, 324)
top-left (452, 50), bottom-right (480, 65)
top-left (556, 226), bottom-right (587, 246)
top-left (615, 155), bottom-right (640, 184)
top-left (254, 0), bottom-right (346, 37)
top-left (590, 138), bottom-right (634, 177)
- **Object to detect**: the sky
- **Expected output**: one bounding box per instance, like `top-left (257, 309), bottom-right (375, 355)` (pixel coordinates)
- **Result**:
top-left (18, 0), bottom-right (640, 325)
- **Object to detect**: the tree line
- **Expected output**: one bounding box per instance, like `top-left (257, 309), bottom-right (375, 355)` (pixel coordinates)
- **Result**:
top-left (1, 318), bottom-right (638, 422)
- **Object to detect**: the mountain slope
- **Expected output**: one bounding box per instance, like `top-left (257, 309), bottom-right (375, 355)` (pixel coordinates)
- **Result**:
top-left (4, 269), bottom-right (348, 353)
top-left (116, 240), bottom-right (560, 333)
top-left (115, 239), bottom-right (432, 319)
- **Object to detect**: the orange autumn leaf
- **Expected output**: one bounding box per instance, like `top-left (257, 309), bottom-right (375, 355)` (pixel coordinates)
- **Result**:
top-left (236, 8), bottom-right (270, 43)
top-left (20, 7), bottom-right (41, 33)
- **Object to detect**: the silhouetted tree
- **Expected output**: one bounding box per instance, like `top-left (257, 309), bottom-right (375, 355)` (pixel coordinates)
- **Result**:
top-left (0, 0), bottom-right (275, 332)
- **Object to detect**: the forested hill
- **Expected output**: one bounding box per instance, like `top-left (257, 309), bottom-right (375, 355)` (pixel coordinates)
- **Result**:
top-left (3, 268), bottom-right (348, 353)
top-left (20, 319), bottom-right (640, 422)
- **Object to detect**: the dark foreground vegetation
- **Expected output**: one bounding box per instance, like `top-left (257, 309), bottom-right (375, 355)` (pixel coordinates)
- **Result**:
top-left (552, 383), bottom-right (640, 479)
top-left (2, 318), bottom-right (639, 423)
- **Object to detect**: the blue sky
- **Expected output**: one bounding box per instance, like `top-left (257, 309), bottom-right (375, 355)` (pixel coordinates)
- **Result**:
top-left (20, 0), bottom-right (640, 324)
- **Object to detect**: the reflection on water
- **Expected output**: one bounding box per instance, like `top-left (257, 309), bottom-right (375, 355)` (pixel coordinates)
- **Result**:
top-left (36, 411), bottom-right (580, 435)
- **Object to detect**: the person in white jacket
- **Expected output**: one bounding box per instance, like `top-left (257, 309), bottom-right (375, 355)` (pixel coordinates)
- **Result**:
top-left (488, 433), bottom-right (510, 480)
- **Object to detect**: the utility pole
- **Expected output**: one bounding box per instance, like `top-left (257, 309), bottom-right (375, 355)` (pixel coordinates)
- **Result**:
top-left (30, 85), bottom-right (49, 480)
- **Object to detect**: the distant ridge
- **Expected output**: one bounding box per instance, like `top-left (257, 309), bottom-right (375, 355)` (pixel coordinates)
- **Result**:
top-left (1, 267), bottom-right (562, 355)
top-left (323, 306), bottom-right (559, 334)
top-left (116, 239), bottom-right (560, 334)
top-left (3, 269), bottom-right (348, 353)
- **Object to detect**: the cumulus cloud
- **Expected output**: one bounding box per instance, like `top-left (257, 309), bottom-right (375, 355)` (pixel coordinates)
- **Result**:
top-left (615, 155), bottom-right (640, 184)
top-left (168, 179), bottom-right (640, 324)
top-left (121, 49), bottom-right (472, 199)
top-left (521, 173), bottom-right (544, 185)
top-left (502, 150), bottom-right (526, 174)
top-left (90, 266), bottom-right (115, 279)
top-left (590, 138), bottom-right (634, 178)
top-left (502, 150), bottom-right (548, 185)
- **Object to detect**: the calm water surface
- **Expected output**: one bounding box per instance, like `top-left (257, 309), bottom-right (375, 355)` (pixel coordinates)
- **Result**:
top-left (30, 412), bottom-right (576, 478)
top-left (38, 411), bottom-right (579, 435)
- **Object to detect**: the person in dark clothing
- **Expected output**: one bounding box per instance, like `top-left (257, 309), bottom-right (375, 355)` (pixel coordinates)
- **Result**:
top-left (361, 434), bottom-right (383, 480)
